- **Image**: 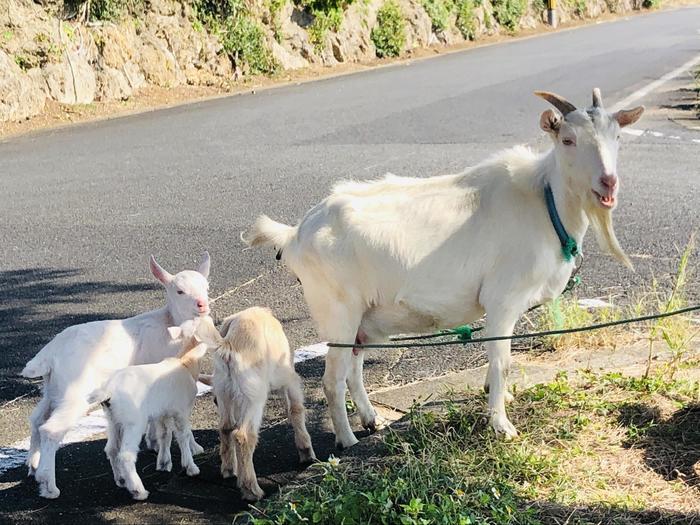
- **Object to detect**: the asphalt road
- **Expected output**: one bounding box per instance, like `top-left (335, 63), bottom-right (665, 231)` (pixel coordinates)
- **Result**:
top-left (1, 6), bottom-right (699, 523)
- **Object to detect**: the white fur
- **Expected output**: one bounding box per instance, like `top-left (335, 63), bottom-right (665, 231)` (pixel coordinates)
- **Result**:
top-left (244, 90), bottom-right (643, 448)
top-left (21, 253), bottom-right (211, 499)
top-left (91, 317), bottom-right (217, 500)
top-left (197, 307), bottom-right (316, 501)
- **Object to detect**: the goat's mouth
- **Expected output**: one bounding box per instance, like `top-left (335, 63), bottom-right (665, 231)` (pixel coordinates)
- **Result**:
top-left (592, 190), bottom-right (616, 209)
top-left (197, 309), bottom-right (210, 316)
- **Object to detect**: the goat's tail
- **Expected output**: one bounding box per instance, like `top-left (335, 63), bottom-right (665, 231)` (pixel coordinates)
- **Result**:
top-left (21, 350), bottom-right (52, 379)
top-left (241, 215), bottom-right (296, 254)
top-left (87, 386), bottom-right (111, 406)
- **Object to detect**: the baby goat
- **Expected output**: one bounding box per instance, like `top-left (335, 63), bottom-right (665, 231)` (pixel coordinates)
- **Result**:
top-left (198, 307), bottom-right (316, 501)
top-left (89, 316), bottom-right (219, 500)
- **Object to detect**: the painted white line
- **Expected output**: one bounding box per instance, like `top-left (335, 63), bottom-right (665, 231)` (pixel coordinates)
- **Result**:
top-left (622, 128), bottom-right (644, 136)
top-left (578, 298), bottom-right (615, 309)
top-left (693, 139), bottom-right (700, 144)
top-left (611, 54), bottom-right (700, 112)
top-left (0, 344), bottom-right (330, 476)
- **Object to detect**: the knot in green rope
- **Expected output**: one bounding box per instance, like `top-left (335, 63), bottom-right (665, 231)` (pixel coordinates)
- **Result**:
top-left (564, 275), bottom-right (581, 294)
top-left (562, 237), bottom-right (579, 262)
top-left (445, 324), bottom-right (484, 342)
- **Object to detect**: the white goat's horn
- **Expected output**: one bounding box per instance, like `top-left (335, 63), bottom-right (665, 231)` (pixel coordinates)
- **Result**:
top-left (534, 91), bottom-right (577, 115)
top-left (592, 87), bottom-right (604, 108)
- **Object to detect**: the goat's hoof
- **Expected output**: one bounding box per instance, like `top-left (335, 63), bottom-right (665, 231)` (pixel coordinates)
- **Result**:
top-left (156, 460), bottom-right (172, 472)
top-left (185, 465), bottom-right (200, 477)
top-left (297, 447), bottom-right (317, 466)
top-left (190, 442), bottom-right (204, 456)
top-left (131, 489), bottom-right (149, 501)
top-left (241, 484), bottom-right (264, 502)
top-left (221, 467), bottom-right (236, 479)
top-left (504, 391), bottom-right (514, 404)
top-left (335, 434), bottom-right (359, 451)
top-left (39, 484), bottom-right (60, 499)
top-left (490, 415), bottom-right (518, 440)
top-left (27, 466), bottom-right (36, 477)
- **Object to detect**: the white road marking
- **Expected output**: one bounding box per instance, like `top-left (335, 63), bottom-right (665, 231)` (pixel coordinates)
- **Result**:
top-left (622, 128), bottom-right (644, 136)
top-left (0, 342), bottom-right (330, 476)
top-left (611, 54), bottom-right (700, 112)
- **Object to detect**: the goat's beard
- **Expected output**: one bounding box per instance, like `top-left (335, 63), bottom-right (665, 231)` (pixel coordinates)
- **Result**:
top-left (586, 205), bottom-right (634, 271)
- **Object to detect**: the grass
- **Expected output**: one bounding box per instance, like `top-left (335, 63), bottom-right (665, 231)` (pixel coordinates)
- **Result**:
top-left (249, 372), bottom-right (700, 524)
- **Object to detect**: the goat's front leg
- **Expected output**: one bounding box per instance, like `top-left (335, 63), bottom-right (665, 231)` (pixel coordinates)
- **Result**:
top-left (174, 415), bottom-right (199, 477)
top-left (323, 347), bottom-right (358, 449)
top-left (484, 312), bottom-right (518, 439)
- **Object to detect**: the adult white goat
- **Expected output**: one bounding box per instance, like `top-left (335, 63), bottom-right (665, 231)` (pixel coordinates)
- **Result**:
top-left (21, 253), bottom-right (212, 498)
top-left (243, 89), bottom-right (644, 449)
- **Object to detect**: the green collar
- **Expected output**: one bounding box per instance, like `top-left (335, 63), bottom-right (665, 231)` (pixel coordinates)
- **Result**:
top-left (544, 184), bottom-right (579, 262)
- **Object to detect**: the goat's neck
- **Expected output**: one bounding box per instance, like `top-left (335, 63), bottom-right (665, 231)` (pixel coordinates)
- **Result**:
top-left (542, 151), bottom-right (589, 247)
top-left (179, 341), bottom-right (205, 380)
top-left (165, 302), bottom-right (191, 326)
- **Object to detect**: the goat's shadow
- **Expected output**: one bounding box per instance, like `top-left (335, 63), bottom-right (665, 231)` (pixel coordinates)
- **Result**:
top-left (0, 420), bottom-right (341, 524)
top-left (0, 267), bottom-right (160, 402)
top-left (619, 401), bottom-right (700, 488)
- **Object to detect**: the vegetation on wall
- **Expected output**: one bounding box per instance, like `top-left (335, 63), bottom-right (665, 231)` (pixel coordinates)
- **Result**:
top-left (491, 0), bottom-right (526, 32)
top-left (194, 0), bottom-right (278, 74)
top-left (455, 0), bottom-right (477, 40)
top-left (371, 0), bottom-right (406, 57)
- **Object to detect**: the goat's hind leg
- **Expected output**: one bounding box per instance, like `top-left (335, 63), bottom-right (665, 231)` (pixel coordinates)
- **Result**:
top-left (27, 395), bottom-right (51, 476)
top-left (216, 396), bottom-right (237, 478)
top-left (118, 425), bottom-right (149, 500)
top-left (232, 394), bottom-right (265, 501)
top-left (35, 398), bottom-right (89, 498)
top-left (346, 341), bottom-right (378, 432)
top-left (155, 416), bottom-right (173, 472)
top-left (283, 373), bottom-right (316, 465)
top-left (174, 415), bottom-right (199, 476)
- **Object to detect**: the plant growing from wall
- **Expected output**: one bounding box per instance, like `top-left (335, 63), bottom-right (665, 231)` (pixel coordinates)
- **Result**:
top-left (455, 0), bottom-right (477, 40)
top-left (422, 0), bottom-right (453, 33)
top-left (371, 0), bottom-right (406, 58)
top-left (491, 0), bottom-right (525, 32)
top-left (642, 0), bottom-right (660, 8)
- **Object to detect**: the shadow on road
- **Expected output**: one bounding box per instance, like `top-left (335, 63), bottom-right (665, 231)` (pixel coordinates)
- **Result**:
top-left (0, 267), bottom-right (159, 402)
top-left (0, 420), bottom-right (342, 524)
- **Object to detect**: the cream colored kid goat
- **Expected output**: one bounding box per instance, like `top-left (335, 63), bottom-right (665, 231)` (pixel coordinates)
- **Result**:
top-left (21, 253), bottom-right (211, 498)
top-left (244, 89), bottom-right (644, 449)
top-left (89, 316), bottom-right (219, 500)
top-left (197, 307), bottom-right (316, 501)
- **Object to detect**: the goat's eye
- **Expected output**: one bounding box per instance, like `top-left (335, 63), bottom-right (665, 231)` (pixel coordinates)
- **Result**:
top-left (177, 290), bottom-right (184, 295)
top-left (562, 138), bottom-right (575, 146)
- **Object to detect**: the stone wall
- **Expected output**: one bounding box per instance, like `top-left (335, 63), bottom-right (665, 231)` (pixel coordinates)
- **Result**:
top-left (0, 0), bottom-right (652, 122)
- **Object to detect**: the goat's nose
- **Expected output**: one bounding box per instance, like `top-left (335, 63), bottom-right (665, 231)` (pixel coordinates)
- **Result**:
top-left (600, 174), bottom-right (617, 190)
top-left (196, 299), bottom-right (208, 310)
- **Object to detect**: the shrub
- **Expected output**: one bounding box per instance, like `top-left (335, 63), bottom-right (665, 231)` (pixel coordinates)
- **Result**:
top-left (308, 7), bottom-right (343, 51)
top-left (422, 0), bottom-right (453, 33)
top-left (221, 15), bottom-right (278, 74)
top-left (642, 0), bottom-right (660, 8)
top-left (491, 0), bottom-right (525, 32)
top-left (455, 0), bottom-right (476, 40)
top-left (371, 0), bottom-right (406, 58)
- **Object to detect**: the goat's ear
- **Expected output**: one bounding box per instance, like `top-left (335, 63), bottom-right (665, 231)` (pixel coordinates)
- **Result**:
top-left (613, 106), bottom-right (644, 128)
top-left (540, 109), bottom-right (561, 135)
top-left (150, 255), bottom-right (173, 285)
top-left (167, 326), bottom-right (182, 340)
top-left (197, 251), bottom-right (211, 279)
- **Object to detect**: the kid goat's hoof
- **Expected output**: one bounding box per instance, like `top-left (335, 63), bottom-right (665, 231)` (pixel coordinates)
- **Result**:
top-left (185, 465), bottom-right (200, 477)
top-left (39, 484), bottom-right (60, 499)
top-left (156, 459), bottom-right (172, 472)
top-left (490, 415), bottom-right (518, 440)
top-left (241, 484), bottom-right (265, 502)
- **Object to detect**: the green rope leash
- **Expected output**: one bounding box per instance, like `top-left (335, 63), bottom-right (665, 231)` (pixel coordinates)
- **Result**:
top-left (328, 304), bottom-right (700, 349)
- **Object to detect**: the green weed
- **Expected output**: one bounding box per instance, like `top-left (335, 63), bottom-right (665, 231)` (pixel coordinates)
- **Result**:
top-left (491, 0), bottom-right (525, 32)
top-left (371, 0), bottom-right (406, 58)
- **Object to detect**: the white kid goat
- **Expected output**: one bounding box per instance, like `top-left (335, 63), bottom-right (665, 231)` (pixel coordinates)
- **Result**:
top-left (196, 307), bottom-right (317, 501)
top-left (21, 253), bottom-right (212, 498)
top-left (89, 316), bottom-right (219, 500)
top-left (243, 89), bottom-right (644, 449)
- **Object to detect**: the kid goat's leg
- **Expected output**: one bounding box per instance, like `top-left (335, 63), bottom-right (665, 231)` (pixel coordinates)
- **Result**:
top-left (27, 395), bottom-right (51, 476)
top-left (118, 424), bottom-right (149, 500)
top-left (233, 393), bottom-right (266, 501)
top-left (155, 416), bottom-right (173, 472)
top-left (284, 372), bottom-right (316, 464)
top-left (174, 415), bottom-right (199, 477)
top-left (216, 394), bottom-right (238, 478)
top-left (35, 398), bottom-right (89, 499)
